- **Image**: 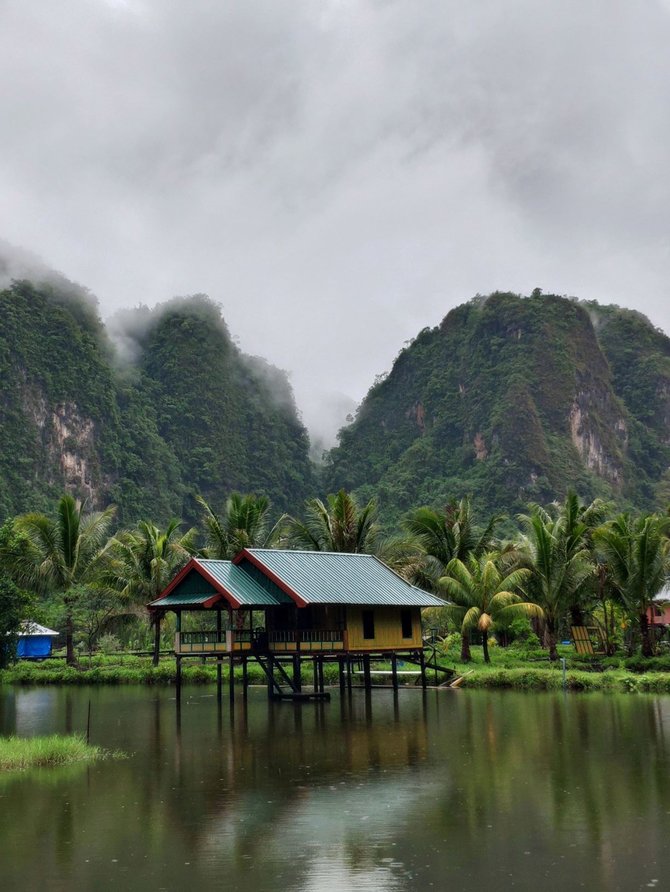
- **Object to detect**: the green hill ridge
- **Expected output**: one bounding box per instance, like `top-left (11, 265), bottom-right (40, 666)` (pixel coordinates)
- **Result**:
top-left (324, 291), bottom-right (670, 521)
top-left (0, 274), bottom-right (313, 523)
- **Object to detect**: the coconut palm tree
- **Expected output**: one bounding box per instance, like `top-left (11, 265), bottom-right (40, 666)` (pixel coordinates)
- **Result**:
top-left (107, 519), bottom-right (197, 664)
top-left (593, 513), bottom-right (670, 658)
top-left (286, 490), bottom-right (423, 583)
top-left (197, 493), bottom-right (285, 560)
top-left (439, 553), bottom-right (541, 663)
top-left (518, 506), bottom-right (594, 660)
top-left (554, 491), bottom-right (610, 625)
top-left (405, 497), bottom-right (503, 660)
top-left (287, 490), bottom-right (380, 553)
top-left (11, 494), bottom-right (116, 665)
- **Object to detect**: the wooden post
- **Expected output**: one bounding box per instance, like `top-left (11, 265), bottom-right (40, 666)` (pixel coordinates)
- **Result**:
top-left (293, 655), bottom-right (302, 692)
top-left (347, 655), bottom-right (352, 693)
top-left (313, 656), bottom-right (318, 693)
top-left (419, 649), bottom-right (427, 690)
top-left (242, 656), bottom-right (248, 699)
top-left (268, 653), bottom-right (275, 698)
top-left (318, 657), bottom-right (325, 693)
top-left (176, 655), bottom-right (182, 702)
top-left (338, 657), bottom-right (346, 695)
top-left (216, 657), bottom-right (222, 703)
top-left (363, 654), bottom-right (372, 692)
top-left (153, 611), bottom-right (162, 667)
top-left (391, 652), bottom-right (398, 692)
top-left (229, 655), bottom-right (235, 705)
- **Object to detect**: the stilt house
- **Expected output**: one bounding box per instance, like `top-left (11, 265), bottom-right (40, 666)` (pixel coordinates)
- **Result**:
top-left (149, 549), bottom-right (447, 698)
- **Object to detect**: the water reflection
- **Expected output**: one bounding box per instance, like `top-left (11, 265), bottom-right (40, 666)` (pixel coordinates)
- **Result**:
top-left (0, 688), bottom-right (669, 891)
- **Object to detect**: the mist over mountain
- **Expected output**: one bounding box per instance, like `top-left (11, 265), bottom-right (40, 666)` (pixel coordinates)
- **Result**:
top-left (2, 250), bottom-right (670, 528)
top-left (0, 265), bottom-right (314, 523)
top-left (324, 291), bottom-right (670, 522)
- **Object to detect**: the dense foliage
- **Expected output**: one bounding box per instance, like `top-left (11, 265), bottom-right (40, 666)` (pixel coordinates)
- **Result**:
top-left (0, 280), bottom-right (313, 525)
top-left (325, 291), bottom-right (670, 523)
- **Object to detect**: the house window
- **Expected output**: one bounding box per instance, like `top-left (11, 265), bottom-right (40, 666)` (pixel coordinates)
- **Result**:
top-left (362, 610), bottom-right (375, 640)
top-left (401, 609), bottom-right (413, 639)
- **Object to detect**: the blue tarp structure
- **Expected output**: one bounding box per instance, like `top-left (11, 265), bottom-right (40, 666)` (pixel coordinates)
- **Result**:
top-left (16, 622), bottom-right (59, 659)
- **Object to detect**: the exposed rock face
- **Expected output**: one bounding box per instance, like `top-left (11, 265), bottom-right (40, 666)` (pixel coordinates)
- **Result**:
top-left (473, 432), bottom-right (488, 461)
top-left (326, 291), bottom-right (670, 520)
top-left (50, 404), bottom-right (99, 504)
top-left (0, 279), bottom-right (314, 523)
top-left (568, 397), bottom-right (626, 486)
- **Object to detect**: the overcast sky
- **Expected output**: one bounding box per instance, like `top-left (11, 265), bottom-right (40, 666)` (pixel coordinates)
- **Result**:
top-left (2, 0), bottom-right (670, 444)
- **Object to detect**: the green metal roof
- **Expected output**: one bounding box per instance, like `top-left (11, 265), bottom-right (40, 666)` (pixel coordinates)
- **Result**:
top-left (149, 590), bottom-right (218, 608)
top-left (196, 559), bottom-right (292, 606)
top-left (244, 549), bottom-right (445, 608)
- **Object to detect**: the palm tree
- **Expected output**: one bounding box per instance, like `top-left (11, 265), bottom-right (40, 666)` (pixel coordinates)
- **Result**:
top-left (405, 497), bottom-right (502, 660)
top-left (287, 490), bottom-right (380, 553)
top-left (439, 553), bottom-right (540, 663)
top-left (518, 506), bottom-right (594, 660)
top-left (594, 513), bottom-right (670, 658)
top-left (11, 494), bottom-right (116, 665)
top-left (107, 519), bottom-right (197, 664)
top-left (555, 491), bottom-right (610, 625)
top-left (197, 493), bottom-right (285, 560)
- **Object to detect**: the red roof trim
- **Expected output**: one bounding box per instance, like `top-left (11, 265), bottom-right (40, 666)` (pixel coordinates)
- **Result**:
top-left (233, 549), bottom-right (308, 608)
top-left (148, 558), bottom-right (243, 610)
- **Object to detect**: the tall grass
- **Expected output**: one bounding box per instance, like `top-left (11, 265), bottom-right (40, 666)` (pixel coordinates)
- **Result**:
top-left (0, 734), bottom-right (105, 771)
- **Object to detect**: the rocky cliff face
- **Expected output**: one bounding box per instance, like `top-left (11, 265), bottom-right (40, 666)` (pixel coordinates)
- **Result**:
top-left (324, 292), bottom-right (670, 520)
top-left (0, 278), bottom-right (313, 523)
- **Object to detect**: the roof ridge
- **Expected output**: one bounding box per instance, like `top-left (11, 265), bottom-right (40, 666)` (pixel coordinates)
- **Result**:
top-left (247, 548), bottom-right (374, 557)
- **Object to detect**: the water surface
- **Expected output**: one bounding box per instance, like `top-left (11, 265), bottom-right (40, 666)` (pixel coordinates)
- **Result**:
top-left (0, 686), bottom-right (668, 891)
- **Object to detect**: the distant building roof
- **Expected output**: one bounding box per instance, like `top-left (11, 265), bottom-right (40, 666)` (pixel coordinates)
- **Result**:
top-left (235, 549), bottom-right (445, 608)
top-left (18, 622), bottom-right (59, 637)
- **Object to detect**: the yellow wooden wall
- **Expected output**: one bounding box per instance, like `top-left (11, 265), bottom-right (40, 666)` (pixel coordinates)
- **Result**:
top-left (345, 606), bottom-right (422, 650)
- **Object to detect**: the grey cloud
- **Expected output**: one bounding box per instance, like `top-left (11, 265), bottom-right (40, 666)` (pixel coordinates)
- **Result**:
top-left (1, 0), bottom-right (670, 442)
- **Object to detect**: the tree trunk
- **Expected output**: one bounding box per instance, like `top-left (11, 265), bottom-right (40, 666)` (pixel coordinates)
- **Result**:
top-left (460, 631), bottom-right (471, 662)
top-left (482, 629), bottom-right (490, 664)
top-left (153, 613), bottom-right (162, 667)
top-left (640, 612), bottom-right (654, 658)
top-left (544, 620), bottom-right (558, 662)
top-left (65, 611), bottom-right (75, 666)
top-left (570, 605), bottom-right (584, 627)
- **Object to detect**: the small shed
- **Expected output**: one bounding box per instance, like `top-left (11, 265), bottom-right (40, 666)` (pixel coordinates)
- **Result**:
top-left (16, 622), bottom-right (59, 659)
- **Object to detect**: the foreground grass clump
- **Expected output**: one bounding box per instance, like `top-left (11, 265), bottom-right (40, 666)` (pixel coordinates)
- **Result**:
top-left (0, 734), bottom-right (105, 771)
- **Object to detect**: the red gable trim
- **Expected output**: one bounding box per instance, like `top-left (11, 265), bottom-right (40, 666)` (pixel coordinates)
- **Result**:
top-left (148, 558), bottom-right (243, 610)
top-left (233, 549), bottom-right (308, 608)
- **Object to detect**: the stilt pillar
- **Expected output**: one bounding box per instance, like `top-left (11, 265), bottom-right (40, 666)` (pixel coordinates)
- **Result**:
top-left (217, 657), bottom-right (223, 703)
top-left (242, 657), bottom-right (249, 699)
top-left (318, 657), bottom-right (325, 693)
top-left (313, 657), bottom-right (319, 693)
top-left (391, 652), bottom-right (398, 692)
top-left (338, 657), bottom-right (346, 695)
top-left (293, 655), bottom-right (302, 693)
top-left (229, 655), bottom-right (235, 705)
top-left (419, 649), bottom-right (427, 690)
top-left (176, 655), bottom-right (182, 702)
top-left (363, 654), bottom-right (372, 691)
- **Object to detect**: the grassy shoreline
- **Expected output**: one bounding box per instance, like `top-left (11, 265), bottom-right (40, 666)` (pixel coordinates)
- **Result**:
top-left (0, 734), bottom-right (106, 771)
top-left (3, 651), bottom-right (670, 693)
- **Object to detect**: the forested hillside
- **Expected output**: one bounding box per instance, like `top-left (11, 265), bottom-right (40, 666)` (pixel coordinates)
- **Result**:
top-left (324, 292), bottom-right (670, 522)
top-left (0, 276), bottom-right (313, 523)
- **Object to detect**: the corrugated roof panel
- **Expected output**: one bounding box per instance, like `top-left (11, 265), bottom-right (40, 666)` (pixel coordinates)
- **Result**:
top-left (196, 559), bottom-right (292, 606)
top-left (244, 549), bottom-right (445, 607)
top-left (148, 591), bottom-right (219, 608)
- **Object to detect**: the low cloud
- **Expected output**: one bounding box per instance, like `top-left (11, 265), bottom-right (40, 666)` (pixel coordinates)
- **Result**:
top-left (2, 1), bottom-right (670, 443)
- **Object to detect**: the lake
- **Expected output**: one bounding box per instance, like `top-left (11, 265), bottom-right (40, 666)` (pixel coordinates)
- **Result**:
top-left (0, 685), bottom-right (668, 891)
